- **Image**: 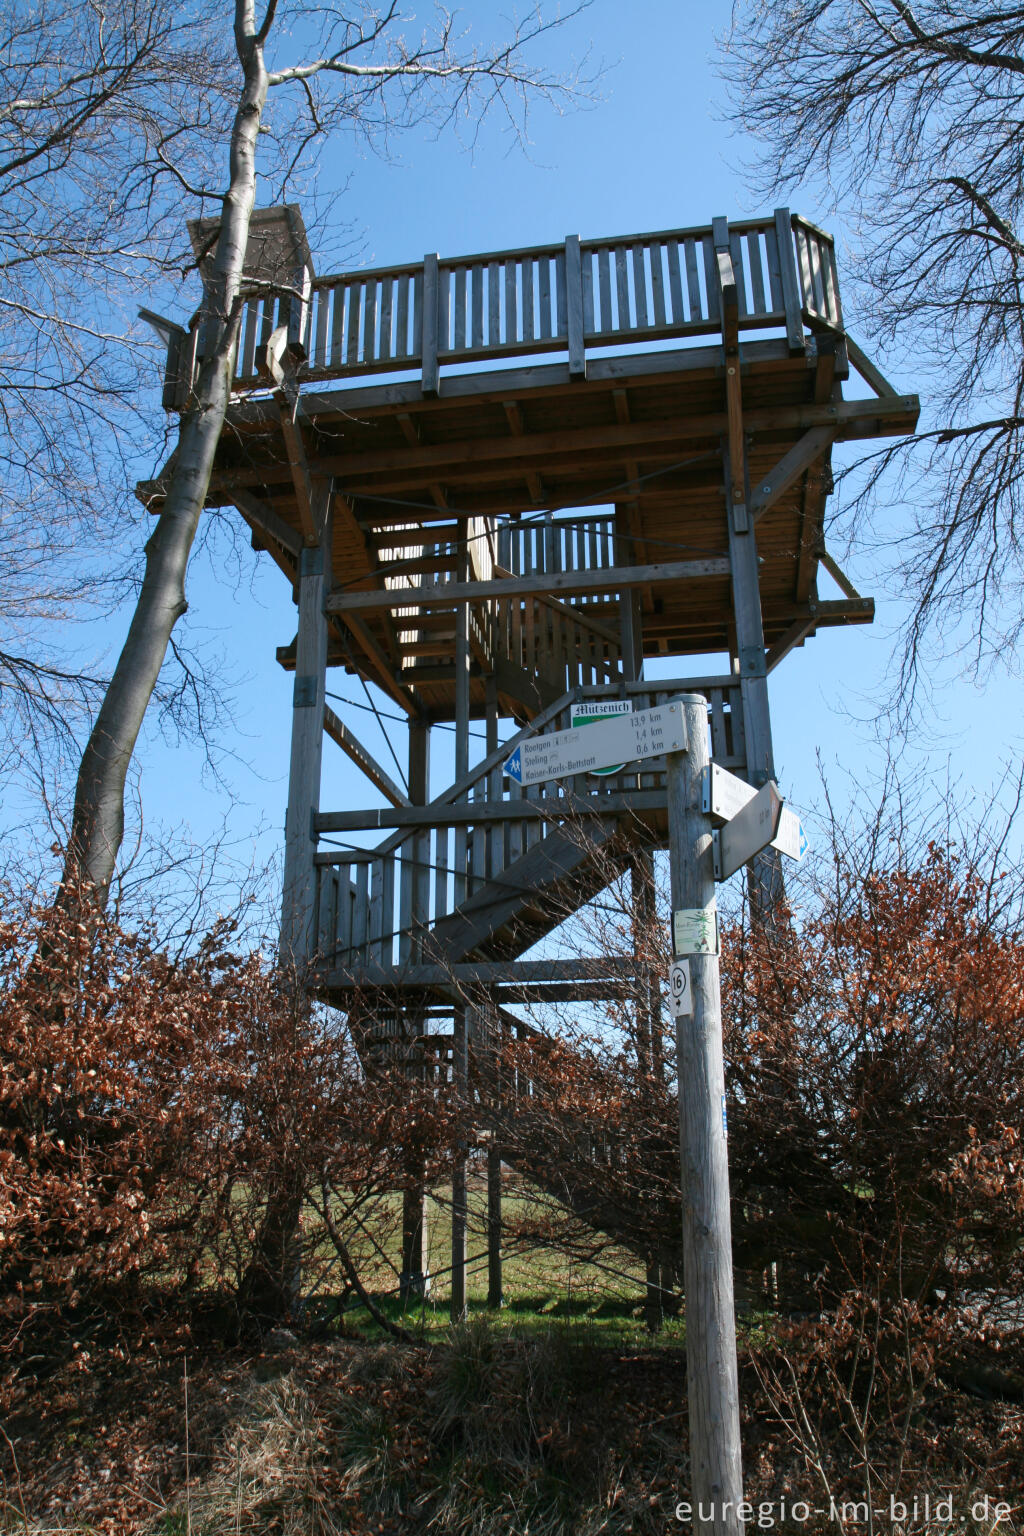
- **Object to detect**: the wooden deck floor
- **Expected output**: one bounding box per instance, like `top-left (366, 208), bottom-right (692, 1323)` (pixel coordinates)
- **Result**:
top-left (182, 337), bottom-right (915, 721)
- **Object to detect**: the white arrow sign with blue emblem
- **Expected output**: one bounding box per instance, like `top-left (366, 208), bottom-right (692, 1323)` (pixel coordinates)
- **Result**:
top-left (702, 762), bottom-right (808, 865)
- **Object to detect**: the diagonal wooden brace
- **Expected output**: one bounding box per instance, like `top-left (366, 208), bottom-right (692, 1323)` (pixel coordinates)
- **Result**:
top-left (749, 427), bottom-right (836, 524)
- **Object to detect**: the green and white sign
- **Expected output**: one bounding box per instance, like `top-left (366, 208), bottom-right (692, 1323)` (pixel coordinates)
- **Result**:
top-left (570, 698), bottom-right (633, 776)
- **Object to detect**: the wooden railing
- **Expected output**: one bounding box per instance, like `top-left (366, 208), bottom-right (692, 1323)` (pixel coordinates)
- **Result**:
top-left (313, 679), bottom-right (747, 976)
top-left (164, 211), bottom-right (842, 404)
top-left (496, 514), bottom-right (616, 582)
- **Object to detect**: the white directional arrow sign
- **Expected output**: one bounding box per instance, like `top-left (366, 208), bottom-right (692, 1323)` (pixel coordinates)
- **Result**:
top-left (712, 780), bottom-right (784, 882)
top-left (504, 701), bottom-right (687, 787)
top-left (703, 762), bottom-right (808, 865)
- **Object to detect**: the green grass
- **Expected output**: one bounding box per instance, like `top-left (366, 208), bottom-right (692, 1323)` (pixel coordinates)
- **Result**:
top-left (312, 1180), bottom-right (689, 1348)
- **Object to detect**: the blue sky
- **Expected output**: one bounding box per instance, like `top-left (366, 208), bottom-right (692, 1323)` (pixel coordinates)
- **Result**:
top-left (14, 0), bottom-right (1021, 896)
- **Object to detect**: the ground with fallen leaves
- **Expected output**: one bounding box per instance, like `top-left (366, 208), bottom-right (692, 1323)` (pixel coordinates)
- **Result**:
top-left (3, 1322), bottom-right (1023, 1535)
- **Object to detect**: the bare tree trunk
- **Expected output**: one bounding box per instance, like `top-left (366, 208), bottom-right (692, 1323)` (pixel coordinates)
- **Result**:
top-left (61, 0), bottom-right (269, 907)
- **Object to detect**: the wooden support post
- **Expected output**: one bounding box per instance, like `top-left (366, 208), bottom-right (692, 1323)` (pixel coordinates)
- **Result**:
top-left (451, 1000), bottom-right (469, 1323)
top-left (616, 504), bottom-right (645, 682)
top-left (401, 1183), bottom-right (431, 1302)
top-left (723, 442), bottom-right (784, 914)
top-left (483, 685), bottom-right (503, 1311)
top-left (279, 492), bottom-right (332, 968)
top-left (487, 1138), bottom-right (503, 1309)
top-left (713, 217), bottom-right (748, 535)
top-left (400, 719), bottom-right (432, 1304)
top-left (453, 535), bottom-right (471, 908)
top-left (774, 207), bottom-right (806, 354)
top-left (422, 252), bottom-right (440, 396)
top-left (667, 695), bottom-right (744, 1535)
top-left (450, 536), bottom-right (471, 1324)
top-left (565, 234), bottom-right (586, 379)
top-left (632, 850), bottom-right (664, 1333)
top-left (409, 720), bottom-right (431, 956)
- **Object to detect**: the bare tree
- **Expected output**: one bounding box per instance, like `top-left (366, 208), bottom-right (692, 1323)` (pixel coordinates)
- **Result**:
top-left (58, 0), bottom-right (591, 906)
top-left (0, 0), bottom-right (237, 771)
top-left (721, 1), bottom-right (1024, 700)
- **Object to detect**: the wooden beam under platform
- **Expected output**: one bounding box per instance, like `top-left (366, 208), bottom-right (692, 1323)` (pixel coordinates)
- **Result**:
top-left (325, 558), bottom-right (731, 616)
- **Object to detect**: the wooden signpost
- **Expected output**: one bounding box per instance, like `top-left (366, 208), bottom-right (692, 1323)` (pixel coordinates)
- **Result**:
top-left (667, 695), bottom-right (745, 1535)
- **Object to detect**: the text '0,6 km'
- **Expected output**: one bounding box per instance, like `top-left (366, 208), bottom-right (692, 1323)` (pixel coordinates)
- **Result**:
top-left (504, 702), bottom-right (687, 787)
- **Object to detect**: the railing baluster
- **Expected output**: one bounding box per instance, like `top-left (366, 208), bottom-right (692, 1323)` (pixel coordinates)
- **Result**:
top-left (412, 270), bottom-right (423, 359)
top-left (822, 239), bottom-right (842, 327)
top-left (764, 224), bottom-right (784, 311)
top-left (746, 231), bottom-right (767, 316)
top-left (522, 255), bottom-right (535, 341)
top-left (346, 283), bottom-right (361, 367)
top-left (434, 825), bottom-right (449, 921)
top-left (795, 224), bottom-right (814, 317)
top-left (650, 242), bottom-right (667, 327)
top-left (353, 861), bottom-right (369, 963)
top-left (369, 858), bottom-right (383, 966)
top-left (729, 228), bottom-right (748, 316)
top-left (666, 238), bottom-right (684, 324)
top-left (555, 247), bottom-right (567, 336)
top-left (396, 273), bottom-right (410, 358)
top-left (421, 254), bottom-right (439, 393)
top-left (336, 866), bottom-right (353, 964)
top-left (471, 262), bottom-right (484, 350)
top-left (632, 242), bottom-right (648, 327)
top-left (582, 246), bottom-right (595, 335)
top-left (684, 238), bottom-right (703, 322)
top-left (382, 855), bottom-right (395, 969)
top-left (775, 208), bottom-right (805, 352)
top-left (379, 276), bottom-right (393, 361)
top-left (487, 259), bottom-right (500, 346)
top-left (240, 297), bottom-right (259, 379)
top-left (504, 258), bottom-right (518, 344)
top-left (539, 255), bottom-right (552, 340)
top-left (702, 234), bottom-right (719, 322)
top-left (615, 244), bottom-right (631, 328)
top-left (313, 285), bottom-right (329, 368)
top-left (362, 277), bottom-right (378, 362)
top-left (598, 246), bottom-right (612, 332)
top-left (454, 265), bottom-right (467, 351)
top-left (439, 263), bottom-right (452, 355)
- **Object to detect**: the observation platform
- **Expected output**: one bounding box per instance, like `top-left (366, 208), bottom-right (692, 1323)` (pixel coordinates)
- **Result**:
top-left (147, 208), bottom-right (918, 727)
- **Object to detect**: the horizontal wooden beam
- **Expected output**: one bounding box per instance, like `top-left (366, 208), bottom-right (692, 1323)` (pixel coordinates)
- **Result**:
top-left (323, 705), bottom-right (411, 808)
top-left (226, 337), bottom-right (809, 429)
top-left (326, 558), bottom-right (730, 616)
top-left (314, 787), bottom-right (668, 835)
top-left (809, 597), bottom-right (874, 624)
top-left (208, 394), bottom-right (918, 506)
top-left (310, 398), bottom-right (915, 490)
top-left (320, 956), bottom-right (640, 990)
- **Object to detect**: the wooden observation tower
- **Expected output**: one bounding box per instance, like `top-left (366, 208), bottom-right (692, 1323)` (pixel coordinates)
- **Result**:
top-left (150, 205), bottom-right (918, 1311)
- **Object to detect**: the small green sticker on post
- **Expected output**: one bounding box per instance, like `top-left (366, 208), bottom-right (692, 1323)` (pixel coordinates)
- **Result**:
top-left (673, 903), bottom-right (719, 957)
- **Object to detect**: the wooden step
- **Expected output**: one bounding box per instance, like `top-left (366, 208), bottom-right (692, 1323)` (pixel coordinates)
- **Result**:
top-left (428, 819), bottom-right (628, 965)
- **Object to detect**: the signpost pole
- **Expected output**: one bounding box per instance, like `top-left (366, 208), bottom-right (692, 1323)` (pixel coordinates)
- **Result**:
top-left (667, 695), bottom-right (744, 1535)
